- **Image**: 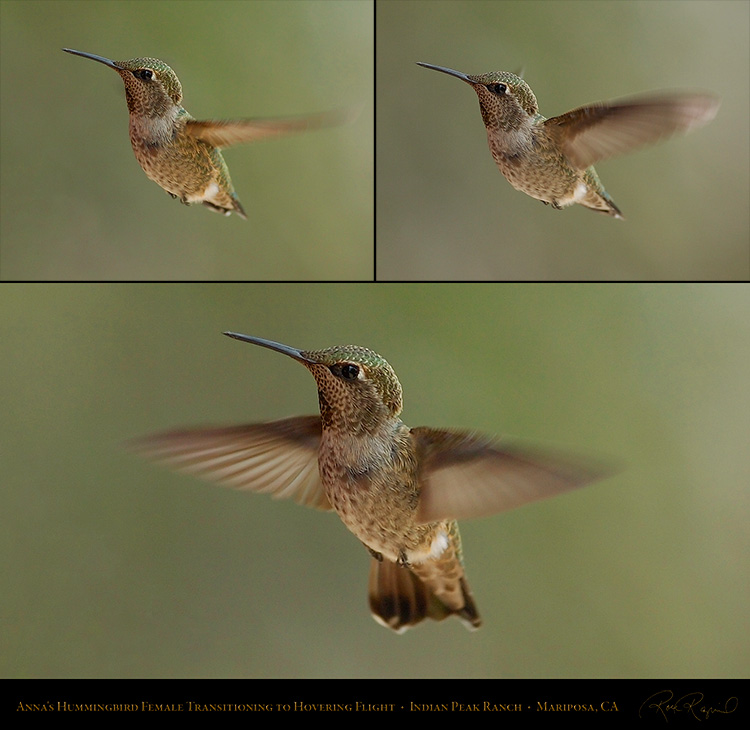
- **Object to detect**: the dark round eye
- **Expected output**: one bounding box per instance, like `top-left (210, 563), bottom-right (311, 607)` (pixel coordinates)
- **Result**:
top-left (332, 363), bottom-right (359, 380)
top-left (134, 69), bottom-right (154, 81)
top-left (487, 82), bottom-right (507, 95)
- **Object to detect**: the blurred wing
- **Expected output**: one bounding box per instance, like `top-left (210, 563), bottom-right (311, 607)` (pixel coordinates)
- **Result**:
top-left (412, 427), bottom-right (609, 523)
top-left (545, 92), bottom-right (719, 169)
top-left (185, 107), bottom-right (358, 148)
top-left (129, 416), bottom-right (330, 510)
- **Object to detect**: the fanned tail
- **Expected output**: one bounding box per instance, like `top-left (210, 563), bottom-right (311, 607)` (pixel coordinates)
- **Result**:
top-left (367, 558), bottom-right (481, 633)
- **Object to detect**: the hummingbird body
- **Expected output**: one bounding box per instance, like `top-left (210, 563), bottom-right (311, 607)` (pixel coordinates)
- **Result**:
top-left (316, 411), bottom-right (479, 628)
top-left (418, 63), bottom-right (720, 218)
top-left (128, 102), bottom-right (242, 216)
top-left (133, 334), bottom-right (605, 632)
top-left (64, 49), bottom-right (348, 218)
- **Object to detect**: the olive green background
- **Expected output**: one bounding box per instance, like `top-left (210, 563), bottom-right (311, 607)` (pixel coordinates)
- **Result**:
top-left (377, 0), bottom-right (750, 281)
top-left (2, 283), bottom-right (748, 678)
top-left (0, 0), bottom-right (373, 281)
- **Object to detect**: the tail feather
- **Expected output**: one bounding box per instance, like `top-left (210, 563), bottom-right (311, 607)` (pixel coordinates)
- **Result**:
top-left (368, 558), bottom-right (481, 633)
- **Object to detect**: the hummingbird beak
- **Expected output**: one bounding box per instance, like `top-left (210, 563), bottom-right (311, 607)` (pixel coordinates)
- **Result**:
top-left (63, 48), bottom-right (121, 70)
top-left (417, 62), bottom-right (475, 85)
top-left (223, 332), bottom-right (314, 365)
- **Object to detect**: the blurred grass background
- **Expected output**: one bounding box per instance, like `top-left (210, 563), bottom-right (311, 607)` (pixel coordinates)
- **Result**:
top-left (2, 283), bottom-right (748, 678)
top-left (377, 0), bottom-right (749, 280)
top-left (0, 0), bottom-right (373, 280)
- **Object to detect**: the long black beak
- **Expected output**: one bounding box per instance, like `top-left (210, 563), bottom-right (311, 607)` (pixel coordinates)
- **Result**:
top-left (63, 48), bottom-right (121, 70)
top-left (417, 62), bottom-right (474, 84)
top-left (223, 332), bottom-right (314, 364)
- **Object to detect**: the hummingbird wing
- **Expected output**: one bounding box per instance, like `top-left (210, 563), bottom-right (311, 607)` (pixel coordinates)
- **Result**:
top-left (411, 428), bottom-right (608, 524)
top-left (129, 416), bottom-right (330, 510)
top-left (184, 107), bottom-right (357, 148)
top-left (544, 92), bottom-right (720, 170)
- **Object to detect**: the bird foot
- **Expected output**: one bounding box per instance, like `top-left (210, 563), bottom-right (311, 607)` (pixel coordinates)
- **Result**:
top-left (397, 550), bottom-right (412, 569)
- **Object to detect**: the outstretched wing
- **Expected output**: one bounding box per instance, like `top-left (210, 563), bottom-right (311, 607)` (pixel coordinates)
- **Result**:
top-left (130, 415), bottom-right (330, 510)
top-left (412, 427), bottom-right (609, 523)
top-left (545, 92), bottom-right (719, 169)
top-left (185, 107), bottom-right (358, 148)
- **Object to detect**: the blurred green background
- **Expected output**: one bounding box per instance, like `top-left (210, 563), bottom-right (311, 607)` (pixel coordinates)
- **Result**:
top-left (2, 283), bottom-right (748, 678)
top-left (0, 0), bottom-right (373, 281)
top-left (377, 0), bottom-right (749, 280)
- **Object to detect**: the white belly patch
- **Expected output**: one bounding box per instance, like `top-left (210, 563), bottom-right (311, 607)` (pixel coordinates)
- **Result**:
top-left (187, 181), bottom-right (221, 204)
top-left (409, 530), bottom-right (449, 564)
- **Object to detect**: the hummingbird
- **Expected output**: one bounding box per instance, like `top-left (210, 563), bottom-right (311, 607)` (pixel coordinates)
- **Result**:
top-left (131, 334), bottom-right (606, 633)
top-left (63, 49), bottom-right (352, 218)
top-left (417, 62), bottom-right (720, 219)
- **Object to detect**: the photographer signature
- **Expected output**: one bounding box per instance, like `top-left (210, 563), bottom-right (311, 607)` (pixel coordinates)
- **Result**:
top-left (639, 690), bottom-right (738, 722)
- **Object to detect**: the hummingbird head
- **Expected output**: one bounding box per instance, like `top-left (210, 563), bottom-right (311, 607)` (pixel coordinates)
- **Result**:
top-left (224, 334), bottom-right (404, 434)
top-left (63, 49), bottom-right (183, 116)
top-left (417, 63), bottom-right (539, 130)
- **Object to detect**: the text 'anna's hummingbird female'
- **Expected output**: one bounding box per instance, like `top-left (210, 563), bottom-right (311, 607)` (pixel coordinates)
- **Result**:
top-left (64, 49), bottom-right (352, 219)
top-left (418, 62), bottom-right (720, 219)
top-left (132, 334), bottom-right (607, 633)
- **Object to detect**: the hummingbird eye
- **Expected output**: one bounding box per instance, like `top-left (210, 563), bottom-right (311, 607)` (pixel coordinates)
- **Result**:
top-left (134, 69), bottom-right (154, 81)
top-left (331, 363), bottom-right (360, 381)
top-left (487, 83), bottom-right (508, 95)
